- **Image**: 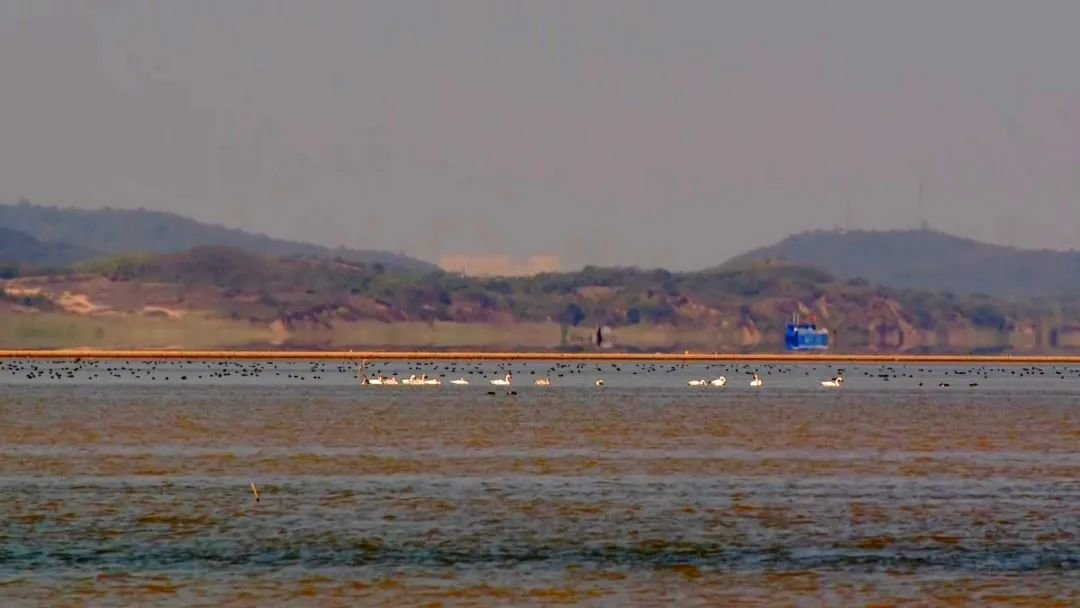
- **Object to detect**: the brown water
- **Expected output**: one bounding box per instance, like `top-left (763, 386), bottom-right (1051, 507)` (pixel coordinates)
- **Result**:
top-left (1, 360), bottom-right (1078, 606)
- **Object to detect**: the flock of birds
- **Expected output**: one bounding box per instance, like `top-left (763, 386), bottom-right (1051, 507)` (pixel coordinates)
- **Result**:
top-left (3, 358), bottom-right (1077, 390)
top-left (344, 359), bottom-right (1080, 391)
top-left (360, 369), bottom-right (606, 388)
top-left (358, 361), bottom-right (845, 389)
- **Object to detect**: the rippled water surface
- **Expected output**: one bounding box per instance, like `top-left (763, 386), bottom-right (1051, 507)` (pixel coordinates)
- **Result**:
top-left (1, 359), bottom-right (1078, 606)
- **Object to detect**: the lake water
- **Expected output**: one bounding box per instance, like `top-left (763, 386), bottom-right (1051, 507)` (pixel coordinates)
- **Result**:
top-left (1, 359), bottom-right (1078, 606)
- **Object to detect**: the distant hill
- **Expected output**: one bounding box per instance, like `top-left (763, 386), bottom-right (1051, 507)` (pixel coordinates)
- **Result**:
top-left (0, 226), bottom-right (100, 269)
top-left (723, 228), bottom-right (1080, 298)
top-left (8, 247), bottom-right (1080, 352)
top-left (0, 201), bottom-right (437, 273)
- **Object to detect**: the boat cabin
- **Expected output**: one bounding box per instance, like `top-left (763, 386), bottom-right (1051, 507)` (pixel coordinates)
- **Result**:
top-left (785, 315), bottom-right (830, 351)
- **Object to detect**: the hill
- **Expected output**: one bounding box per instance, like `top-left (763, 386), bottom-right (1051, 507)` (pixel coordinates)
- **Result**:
top-left (4, 248), bottom-right (1079, 353)
top-left (723, 228), bottom-right (1080, 298)
top-left (0, 226), bottom-right (101, 272)
top-left (0, 201), bottom-right (437, 273)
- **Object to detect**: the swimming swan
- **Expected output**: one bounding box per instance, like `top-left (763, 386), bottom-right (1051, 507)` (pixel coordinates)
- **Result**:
top-left (821, 375), bottom-right (844, 388)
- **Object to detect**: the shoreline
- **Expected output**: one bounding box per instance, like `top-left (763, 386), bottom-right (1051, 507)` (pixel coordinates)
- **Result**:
top-left (1, 349), bottom-right (1080, 364)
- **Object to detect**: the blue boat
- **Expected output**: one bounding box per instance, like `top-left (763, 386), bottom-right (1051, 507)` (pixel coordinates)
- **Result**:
top-left (785, 314), bottom-right (830, 351)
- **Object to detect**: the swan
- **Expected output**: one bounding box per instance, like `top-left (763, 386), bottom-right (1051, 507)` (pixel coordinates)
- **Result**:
top-left (450, 378), bottom-right (469, 385)
top-left (710, 376), bottom-right (727, 387)
top-left (821, 375), bottom-right (844, 388)
top-left (403, 374), bottom-right (441, 386)
top-left (534, 376), bottom-right (551, 386)
top-left (490, 373), bottom-right (512, 386)
top-left (750, 373), bottom-right (763, 388)
top-left (595, 379), bottom-right (605, 387)
top-left (382, 376), bottom-right (398, 385)
top-left (688, 379), bottom-right (707, 387)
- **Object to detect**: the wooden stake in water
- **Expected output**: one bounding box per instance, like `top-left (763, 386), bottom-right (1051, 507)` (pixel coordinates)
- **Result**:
top-left (250, 482), bottom-right (260, 503)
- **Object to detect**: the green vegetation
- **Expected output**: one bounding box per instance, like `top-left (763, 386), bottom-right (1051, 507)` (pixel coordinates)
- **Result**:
top-left (0, 312), bottom-right (268, 349)
top-left (2, 209), bottom-right (1080, 352)
top-left (4, 245), bottom-right (1078, 352)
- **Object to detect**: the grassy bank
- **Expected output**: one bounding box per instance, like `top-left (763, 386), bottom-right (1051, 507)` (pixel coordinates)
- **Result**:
top-left (0, 311), bottom-right (1074, 354)
top-left (0, 314), bottom-right (740, 351)
top-left (0, 313), bottom-right (269, 349)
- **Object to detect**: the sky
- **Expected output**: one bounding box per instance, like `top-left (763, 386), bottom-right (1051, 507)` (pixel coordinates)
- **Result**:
top-left (1, 0), bottom-right (1077, 271)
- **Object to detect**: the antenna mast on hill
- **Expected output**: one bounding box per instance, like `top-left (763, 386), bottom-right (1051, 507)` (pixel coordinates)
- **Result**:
top-left (917, 180), bottom-right (929, 230)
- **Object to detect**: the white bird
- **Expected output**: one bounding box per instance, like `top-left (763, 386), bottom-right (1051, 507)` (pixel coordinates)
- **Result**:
top-left (710, 376), bottom-right (727, 387)
top-left (450, 378), bottom-right (469, 385)
top-left (382, 376), bottom-right (399, 385)
top-left (688, 379), bottom-right (707, 386)
top-left (821, 375), bottom-right (844, 388)
top-left (534, 376), bottom-right (551, 386)
top-left (421, 375), bottom-right (441, 385)
top-left (595, 379), bottom-right (605, 388)
top-left (490, 373), bottom-right (512, 386)
top-left (750, 373), bottom-right (763, 388)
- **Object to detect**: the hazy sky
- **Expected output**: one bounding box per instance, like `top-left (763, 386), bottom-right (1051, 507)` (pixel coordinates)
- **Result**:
top-left (1, 1), bottom-right (1077, 270)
